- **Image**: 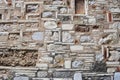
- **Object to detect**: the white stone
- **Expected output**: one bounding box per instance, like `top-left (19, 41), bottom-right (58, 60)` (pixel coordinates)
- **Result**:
top-left (62, 24), bottom-right (74, 30)
top-left (44, 5), bottom-right (57, 11)
top-left (96, 53), bottom-right (103, 61)
top-left (14, 76), bottom-right (29, 80)
top-left (32, 32), bottom-right (44, 41)
top-left (28, 43), bottom-right (36, 47)
top-left (107, 68), bottom-right (116, 73)
top-left (114, 72), bottom-right (120, 80)
top-left (74, 73), bottom-right (82, 80)
top-left (51, 32), bottom-right (59, 41)
top-left (47, 44), bottom-right (55, 51)
top-left (16, 3), bottom-right (22, 7)
top-left (110, 22), bottom-right (120, 29)
top-left (0, 0), bottom-right (2, 3)
top-left (53, 1), bottom-right (63, 5)
top-left (39, 56), bottom-right (53, 63)
top-left (44, 21), bottom-right (57, 29)
top-left (70, 45), bottom-right (84, 52)
top-left (80, 36), bottom-right (92, 43)
top-left (108, 51), bottom-right (120, 61)
top-left (26, 28), bottom-right (38, 31)
top-left (60, 8), bottom-right (67, 13)
top-left (36, 63), bottom-right (48, 69)
top-left (64, 60), bottom-right (71, 69)
top-left (62, 32), bottom-right (73, 43)
top-left (88, 17), bottom-right (96, 24)
top-left (42, 12), bottom-right (53, 17)
top-left (110, 7), bottom-right (120, 12)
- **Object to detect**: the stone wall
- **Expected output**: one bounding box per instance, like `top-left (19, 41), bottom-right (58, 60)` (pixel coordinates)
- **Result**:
top-left (0, 0), bottom-right (119, 80)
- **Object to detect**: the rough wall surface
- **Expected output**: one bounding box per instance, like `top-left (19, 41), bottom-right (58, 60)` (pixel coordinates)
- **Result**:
top-left (0, 0), bottom-right (120, 80)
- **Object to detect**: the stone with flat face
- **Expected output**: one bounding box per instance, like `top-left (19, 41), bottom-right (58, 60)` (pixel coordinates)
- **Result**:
top-left (32, 32), bottom-right (43, 41)
top-left (44, 21), bottom-right (57, 29)
top-left (114, 72), bottom-right (120, 80)
top-left (74, 73), bottom-right (82, 80)
top-left (14, 76), bottom-right (29, 80)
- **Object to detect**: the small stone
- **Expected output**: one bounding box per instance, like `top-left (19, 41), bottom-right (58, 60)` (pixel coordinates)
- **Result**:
top-left (80, 36), bottom-right (92, 43)
top-left (53, 1), bottom-right (64, 5)
top-left (44, 21), bottom-right (57, 29)
top-left (51, 32), bottom-right (59, 41)
top-left (36, 63), bottom-right (48, 69)
top-left (42, 12), bottom-right (53, 18)
top-left (32, 32), bottom-right (44, 41)
top-left (62, 32), bottom-right (73, 43)
top-left (70, 45), bottom-right (84, 52)
top-left (60, 8), bottom-right (67, 13)
top-left (39, 56), bottom-right (53, 63)
top-left (14, 76), bottom-right (29, 80)
top-left (53, 71), bottom-right (74, 78)
top-left (62, 24), bottom-right (74, 30)
top-left (110, 22), bottom-right (120, 29)
top-left (114, 72), bottom-right (120, 80)
top-left (88, 17), bottom-right (96, 24)
top-left (37, 71), bottom-right (48, 78)
top-left (54, 55), bottom-right (64, 67)
top-left (72, 60), bottom-right (84, 68)
top-left (98, 33), bottom-right (117, 45)
top-left (74, 73), bottom-right (82, 80)
top-left (96, 53), bottom-right (103, 61)
top-left (64, 59), bottom-right (71, 69)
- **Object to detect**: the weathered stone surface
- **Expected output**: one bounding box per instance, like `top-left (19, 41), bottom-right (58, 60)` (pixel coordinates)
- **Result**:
top-left (74, 73), bottom-right (82, 80)
top-left (14, 76), bottom-right (29, 80)
top-left (44, 21), bottom-right (57, 29)
top-left (0, 0), bottom-right (119, 79)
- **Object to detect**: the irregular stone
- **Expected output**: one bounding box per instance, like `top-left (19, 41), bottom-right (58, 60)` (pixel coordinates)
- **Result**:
top-left (62, 32), bottom-right (73, 43)
top-left (92, 61), bottom-right (107, 72)
top-left (59, 8), bottom-right (67, 13)
top-left (96, 53), bottom-right (103, 61)
top-left (54, 55), bottom-right (64, 68)
top-left (74, 72), bottom-right (82, 80)
top-left (51, 32), bottom-right (59, 41)
top-left (42, 12), bottom-right (53, 18)
top-left (110, 22), bottom-right (120, 29)
top-left (98, 33), bottom-right (117, 45)
top-left (72, 60), bottom-right (84, 68)
top-left (80, 35), bottom-right (93, 43)
top-left (108, 51), bottom-right (120, 61)
top-left (47, 44), bottom-right (55, 51)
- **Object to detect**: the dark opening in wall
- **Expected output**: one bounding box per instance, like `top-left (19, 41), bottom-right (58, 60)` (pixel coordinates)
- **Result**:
top-left (74, 25), bottom-right (90, 32)
top-left (0, 14), bottom-right (2, 19)
top-left (75, 0), bottom-right (85, 14)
